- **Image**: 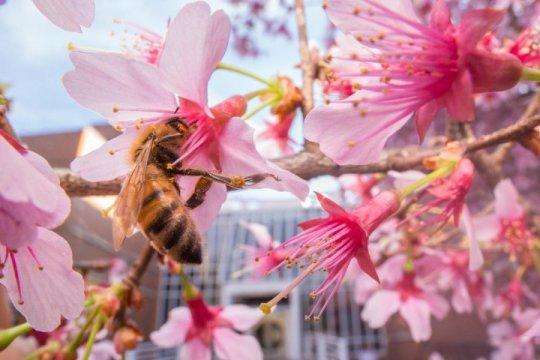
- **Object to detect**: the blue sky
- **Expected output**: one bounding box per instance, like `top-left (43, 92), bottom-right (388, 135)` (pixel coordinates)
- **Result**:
top-left (0, 0), bottom-right (328, 136)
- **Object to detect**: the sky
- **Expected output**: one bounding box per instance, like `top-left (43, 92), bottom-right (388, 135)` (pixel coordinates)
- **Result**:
top-left (0, 0), bottom-right (328, 136)
top-left (0, 0), bottom-right (338, 202)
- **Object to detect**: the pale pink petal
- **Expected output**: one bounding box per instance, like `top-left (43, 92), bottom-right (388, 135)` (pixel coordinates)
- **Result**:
top-left (180, 338), bottom-right (211, 360)
top-left (159, 1), bottom-right (230, 109)
top-left (1, 228), bottom-right (84, 332)
top-left (70, 131), bottom-right (137, 182)
top-left (220, 305), bottom-right (262, 332)
top-left (461, 206), bottom-right (483, 271)
top-left (487, 321), bottom-right (514, 346)
top-left (361, 290), bottom-right (400, 328)
top-left (213, 328), bottom-right (263, 360)
top-left (473, 214), bottom-right (499, 241)
top-left (32, 0), bottom-right (94, 33)
top-left (444, 70), bottom-right (475, 122)
top-left (354, 272), bottom-right (378, 304)
top-left (63, 51), bottom-right (177, 125)
top-left (240, 221), bottom-right (273, 249)
top-left (521, 318), bottom-right (540, 342)
top-left (77, 340), bottom-right (120, 360)
top-left (429, 0), bottom-right (451, 31)
top-left (176, 150), bottom-right (227, 233)
top-left (0, 137), bottom-right (70, 229)
top-left (219, 118), bottom-right (309, 200)
top-left (451, 280), bottom-right (473, 314)
top-left (399, 298), bottom-right (432, 342)
top-left (414, 100), bottom-right (440, 142)
top-left (326, 0), bottom-right (420, 37)
top-left (150, 307), bottom-right (191, 347)
top-left (494, 179), bottom-right (523, 220)
top-left (456, 9), bottom-right (504, 52)
top-left (24, 151), bottom-right (59, 185)
top-left (377, 254), bottom-right (406, 285)
top-left (305, 103), bottom-right (411, 165)
top-left (423, 292), bottom-right (450, 320)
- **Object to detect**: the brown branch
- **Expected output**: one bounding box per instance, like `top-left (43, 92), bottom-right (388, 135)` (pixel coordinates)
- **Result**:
top-left (294, 0), bottom-right (315, 118)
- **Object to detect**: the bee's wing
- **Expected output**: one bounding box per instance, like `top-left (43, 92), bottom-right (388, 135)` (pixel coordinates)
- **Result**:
top-left (112, 138), bottom-right (153, 250)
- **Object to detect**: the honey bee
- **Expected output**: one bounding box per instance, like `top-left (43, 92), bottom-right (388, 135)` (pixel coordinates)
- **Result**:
top-left (113, 118), bottom-right (276, 264)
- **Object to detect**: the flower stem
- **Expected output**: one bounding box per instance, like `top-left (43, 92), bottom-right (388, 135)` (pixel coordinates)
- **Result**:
top-left (398, 161), bottom-right (457, 200)
top-left (244, 89), bottom-right (270, 101)
top-left (243, 97), bottom-right (279, 120)
top-left (179, 267), bottom-right (199, 301)
top-left (521, 67), bottom-right (540, 82)
top-left (64, 306), bottom-right (101, 357)
top-left (82, 314), bottom-right (104, 360)
top-left (217, 63), bottom-right (275, 87)
top-left (0, 323), bottom-right (31, 351)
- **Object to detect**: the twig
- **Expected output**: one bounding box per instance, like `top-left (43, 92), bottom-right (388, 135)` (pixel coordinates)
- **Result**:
top-left (294, 0), bottom-right (315, 118)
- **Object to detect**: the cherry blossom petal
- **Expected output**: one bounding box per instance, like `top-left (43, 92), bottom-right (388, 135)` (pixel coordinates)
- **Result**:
top-left (150, 307), bottom-right (191, 347)
top-left (399, 298), bottom-right (432, 342)
top-left (159, 1), bottom-right (230, 109)
top-left (473, 214), bottom-right (499, 241)
top-left (220, 305), bottom-right (262, 332)
top-left (429, 0), bottom-right (451, 31)
top-left (213, 328), bottom-right (263, 360)
top-left (451, 280), bottom-right (473, 314)
top-left (326, 0), bottom-right (420, 37)
top-left (494, 179), bottom-right (523, 220)
top-left (355, 248), bottom-right (379, 283)
top-left (63, 51), bottom-right (177, 125)
top-left (240, 222), bottom-right (273, 249)
top-left (354, 272), bottom-right (378, 304)
top-left (444, 70), bottom-right (475, 122)
top-left (487, 321), bottom-right (514, 346)
top-left (315, 192), bottom-right (350, 218)
top-left (32, 0), bottom-right (94, 33)
top-left (414, 100), bottom-right (440, 142)
top-left (461, 206), bottom-right (483, 271)
top-left (70, 131), bottom-right (137, 182)
top-left (361, 290), bottom-right (400, 328)
top-left (423, 292), bottom-right (450, 320)
top-left (180, 338), bottom-right (211, 360)
top-left (219, 118), bottom-right (308, 200)
top-left (456, 9), bottom-right (503, 52)
top-left (176, 150), bottom-right (227, 233)
top-left (521, 318), bottom-right (540, 342)
top-left (0, 137), bottom-right (70, 228)
top-left (377, 254), bottom-right (406, 285)
top-left (305, 103), bottom-right (411, 165)
top-left (0, 229), bottom-right (84, 332)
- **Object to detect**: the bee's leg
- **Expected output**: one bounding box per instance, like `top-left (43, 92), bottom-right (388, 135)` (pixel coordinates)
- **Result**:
top-left (170, 167), bottom-right (280, 189)
top-left (185, 177), bottom-right (212, 209)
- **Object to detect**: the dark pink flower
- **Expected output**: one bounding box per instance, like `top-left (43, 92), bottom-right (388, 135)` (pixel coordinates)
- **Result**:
top-left (0, 130), bottom-right (84, 332)
top-left (508, 26), bottom-right (540, 67)
top-left (32, 0), bottom-right (94, 32)
top-left (65, 2), bottom-right (308, 233)
top-left (492, 277), bottom-right (538, 318)
top-left (306, 0), bottom-right (523, 165)
top-left (236, 222), bottom-right (287, 279)
top-left (257, 113), bottom-right (296, 156)
top-left (151, 295), bottom-right (263, 360)
top-left (260, 191), bottom-right (400, 318)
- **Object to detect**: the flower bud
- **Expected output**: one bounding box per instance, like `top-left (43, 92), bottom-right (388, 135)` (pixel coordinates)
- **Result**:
top-left (271, 76), bottom-right (303, 116)
top-left (113, 326), bottom-right (142, 354)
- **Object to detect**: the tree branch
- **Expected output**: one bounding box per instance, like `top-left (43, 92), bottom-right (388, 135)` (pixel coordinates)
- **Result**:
top-left (294, 0), bottom-right (314, 118)
top-left (58, 114), bottom-right (539, 197)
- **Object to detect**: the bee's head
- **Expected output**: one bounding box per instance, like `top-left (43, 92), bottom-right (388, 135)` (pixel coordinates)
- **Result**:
top-left (167, 117), bottom-right (190, 135)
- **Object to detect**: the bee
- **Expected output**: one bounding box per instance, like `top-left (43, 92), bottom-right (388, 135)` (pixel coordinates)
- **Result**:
top-left (113, 117), bottom-right (276, 264)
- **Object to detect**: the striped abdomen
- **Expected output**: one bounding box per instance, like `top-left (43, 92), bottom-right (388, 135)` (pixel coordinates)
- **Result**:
top-left (138, 165), bottom-right (202, 264)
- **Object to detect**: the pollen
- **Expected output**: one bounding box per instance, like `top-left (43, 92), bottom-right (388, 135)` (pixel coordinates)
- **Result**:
top-left (360, 67), bottom-right (369, 75)
top-left (259, 303), bottom-right (273, 315)
top-left (108, 149), bottom-right (116, 155)
top-left (353, 6), bottom-right (362, 15)
top-left (347, 140), bottom-right (358, 148)
top-left (230, 176), bottom-right (246, 188)
top-left (112, 106), bottom-right (120, 113)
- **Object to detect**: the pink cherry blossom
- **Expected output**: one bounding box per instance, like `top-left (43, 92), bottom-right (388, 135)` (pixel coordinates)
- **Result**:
top-left (0, 130), bottom-right (84, 332)
top-left (359, 255), bottom-right (449, 342)
top-left (64, 2), bottom-right (308, 233)
top-left (257, 113), bottom-right (296, 156)
top-left (32, 0), bottom-right (94, 33)
top-left (113, 19), bottom-right (165, 65)
top-left (488, 308), bottom-right (540, 360)
top-left (507, 26), bottom-right (540, 67)
top-left (261, 191), bottom-right (400, 318)
top-left (305, 0), bottom-right (523, 165)
top-left (235, 222), bottom-right (287, 279)
top-left (491, 277), bottom-right (538, 318)
top-left (77, 340), bottom-right (120, 360)
top-left (339, 174), bottom-right (380, 204)
top-left (151, 296), bottom-right (263, 360)
top-left (474, 179), bottom-right (535, 263)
